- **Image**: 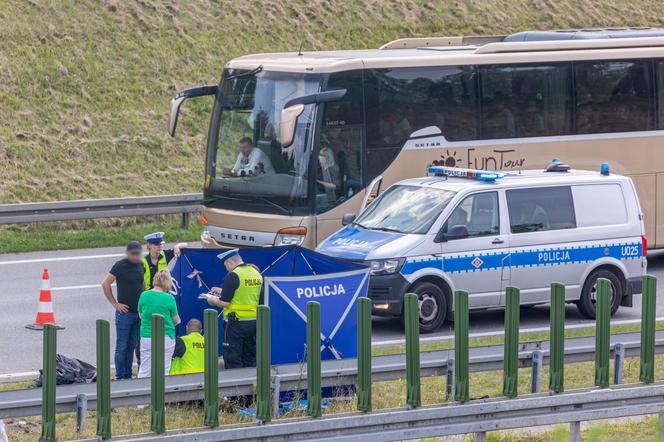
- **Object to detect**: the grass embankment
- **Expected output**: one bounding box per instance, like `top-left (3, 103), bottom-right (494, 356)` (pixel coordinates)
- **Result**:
top-left (5, 323), bottom-right (663, 440)
top-left (0, 216), bottom-right (202, 254)
top-left (3, 1), bottom-right (664, 205)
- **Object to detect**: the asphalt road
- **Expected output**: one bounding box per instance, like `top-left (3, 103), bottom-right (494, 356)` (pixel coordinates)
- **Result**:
top-left (1, 246), bottom-right (664, 375)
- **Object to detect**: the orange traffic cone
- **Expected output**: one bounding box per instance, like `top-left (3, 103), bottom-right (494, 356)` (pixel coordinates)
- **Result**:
top-left (26, 268), bottom-right (64, 330)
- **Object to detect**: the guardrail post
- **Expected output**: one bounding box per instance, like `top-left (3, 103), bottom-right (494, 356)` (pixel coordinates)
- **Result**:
top-left (96, 319), bottom-right (111, 439)
top-left (256, 305), bottom-right (271, 424)
top-left (570, 421), bottom-right (581, 442)
top-left (640, 274), bottom-right (656, 384)
top-left (595, 278), bottom-right (611, 389)
top-left (659, 412), bottom-right (664, 441)
top-left (549, 282), bottom-right (565, 394)
top-left (204, 309), bottom-right (219, 427)
top-left (76, 394), bottom-right (87, 434)
top-left (151, 314), bottom-right (166, 434)
top-left (306, 302), bottom-right (322, 418)
top-left (531, 350), bottom-right (543, 393)
top-left (503, 286), bottom-right (520, 398)
top-left (446, 358), bottom-right (454, 401)
top-left (357, 297), bottom-right (372, 412)
top-left (182, 212), bottom-right (191, 229)
top-left (613, 343), bottom-right (625, 385)
top-left (41, 323), bottom-right (57, 442)
top-left (404, 293), bottom-right (421, 408)
top-left (454, 290), bottom-right (469, 403)
top-left (271, 374), bottom-right (281, 417)
top-left (474, 431), bottom-right (487, 442)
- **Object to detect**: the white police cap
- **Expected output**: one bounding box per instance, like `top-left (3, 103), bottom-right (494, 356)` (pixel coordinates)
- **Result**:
top-left (144, 232), bottom-right (165, 244)
top-left (217, 248), bottom-right (239, 263)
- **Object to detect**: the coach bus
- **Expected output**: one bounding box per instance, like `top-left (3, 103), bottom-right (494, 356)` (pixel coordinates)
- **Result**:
top-left (169, 27), bottom-right (664, 250)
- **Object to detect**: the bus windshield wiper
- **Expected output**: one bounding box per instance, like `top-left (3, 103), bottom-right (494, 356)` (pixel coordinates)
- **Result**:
top-left (254, 196), bottom-right (292, 215)
top-left (227, 65), bottom-right (263, 80)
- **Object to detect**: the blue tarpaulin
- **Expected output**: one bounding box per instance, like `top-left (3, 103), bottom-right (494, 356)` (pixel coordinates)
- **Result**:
top-left (170, 246), bottom-right (369, 365)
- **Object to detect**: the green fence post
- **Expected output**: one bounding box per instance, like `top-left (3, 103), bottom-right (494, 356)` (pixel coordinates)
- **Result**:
top-left (595, 278), bottom-right (611, 388)
top-left (256, 306), bottom-right (272, 423)
top-left (306, 302), bottom-right (322, 418)
top-left (40, 323), bottom-right (57, 442)
top-left (454, 290), bottom-right (469, 403)
top-left (203, 309), bottom-right (219, 427)
top-left (503, 286), bottom-right (520, 398)
top-left (357, 297), bottom-right (372, 412)
top-left (549, 283), bottom-right (565, 394)
top-left (151, 314), bottom-right (166, 434)
top-left (404, 293), bottom-right (421, 408)
top-left (640, 275), bottom-right (657, 384)
top-left (96, 320), bottom-right (112, 439)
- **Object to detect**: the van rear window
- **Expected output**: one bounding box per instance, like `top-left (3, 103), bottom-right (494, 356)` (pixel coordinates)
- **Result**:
top-left (506, 186), bottom-right (576, 233)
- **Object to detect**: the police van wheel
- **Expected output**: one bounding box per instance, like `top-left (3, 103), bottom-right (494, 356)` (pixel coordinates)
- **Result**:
top-left (577, 269), bottom-right (623, 319)
top-left (401, 282), bottom-right (447, 334)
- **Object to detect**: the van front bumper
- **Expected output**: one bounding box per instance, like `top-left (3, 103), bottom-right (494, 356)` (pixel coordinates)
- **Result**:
top-left (367, 273), bottom-right (410, 317)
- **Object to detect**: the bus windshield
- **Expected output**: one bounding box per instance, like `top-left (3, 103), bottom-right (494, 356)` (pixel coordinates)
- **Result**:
top-left (355, 185), bottom-right (456, 234)
top-left (206, 69), bottom-right (323, 214)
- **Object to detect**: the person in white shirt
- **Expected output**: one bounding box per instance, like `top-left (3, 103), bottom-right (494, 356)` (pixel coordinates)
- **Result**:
top-left (222, 137), bottom-right (275, 176)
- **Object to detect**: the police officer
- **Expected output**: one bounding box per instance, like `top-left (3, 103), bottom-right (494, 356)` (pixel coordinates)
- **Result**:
top-left (205, 249), bottom-right (262, 369)
top-left (170, 319), bottom-right (205, 375)
top-left (143, 232), bottom-right (188, 289)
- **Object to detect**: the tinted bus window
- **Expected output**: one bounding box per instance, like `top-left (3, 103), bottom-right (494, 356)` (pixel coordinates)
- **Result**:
top-left (506, 186), bottom-right (576, 233)
top-left (575, 60), bottom-right (653, 134)
top-left (657, 61), bottom-right (664, 129)
top-left (480, 64), bottom-right (571, 139)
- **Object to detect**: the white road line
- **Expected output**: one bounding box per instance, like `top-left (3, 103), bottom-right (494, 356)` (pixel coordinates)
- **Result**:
top-left (0, 253), bottom-right (123, 265)
top-left (372, 317), bottom-right (664, 347)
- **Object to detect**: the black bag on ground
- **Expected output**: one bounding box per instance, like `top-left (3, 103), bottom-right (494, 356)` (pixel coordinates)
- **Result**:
top-left (36, 354), bottom-right (96, 386)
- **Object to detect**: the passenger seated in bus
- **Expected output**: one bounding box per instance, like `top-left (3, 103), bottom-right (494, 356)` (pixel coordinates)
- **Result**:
top-left (483, 92), bottom-right (516, 139)
top-left (222, 136), bottom-right (275, 177)
top-left (379, 109), bottom-right (412, 145)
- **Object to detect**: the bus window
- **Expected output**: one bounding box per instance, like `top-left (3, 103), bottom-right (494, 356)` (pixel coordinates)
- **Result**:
top-left (575, 60), bottom-right (653, 134)
top-left (656, 61), bottom-right (664, 129)
top-left (316, 71), bottom-right (365, 213)
top-left (480, 64), bottom-right (572, 139)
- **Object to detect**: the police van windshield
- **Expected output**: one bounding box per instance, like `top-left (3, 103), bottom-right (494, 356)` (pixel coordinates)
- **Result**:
top-left (355, 185), bottom-right (456, 234)
top-left (206, 69), bottom-right (323, 215)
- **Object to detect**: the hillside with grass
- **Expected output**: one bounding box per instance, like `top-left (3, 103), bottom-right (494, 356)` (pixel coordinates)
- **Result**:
top-left (2, 0), bottom-right (664, 203)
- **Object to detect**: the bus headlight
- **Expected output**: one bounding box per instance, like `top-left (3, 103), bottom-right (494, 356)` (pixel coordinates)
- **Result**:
top-left (368, 258), bottom-right (405, 275)
top-left (274, 227), bottom-right (307, 246)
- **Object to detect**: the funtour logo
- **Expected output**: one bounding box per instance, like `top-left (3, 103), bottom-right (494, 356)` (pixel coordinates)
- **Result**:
top-left (430, 148), bottom-right (526, 170)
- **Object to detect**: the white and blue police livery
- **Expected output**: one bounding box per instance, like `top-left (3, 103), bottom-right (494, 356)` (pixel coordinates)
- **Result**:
top-left (317, 162), bottom-right (647, 333)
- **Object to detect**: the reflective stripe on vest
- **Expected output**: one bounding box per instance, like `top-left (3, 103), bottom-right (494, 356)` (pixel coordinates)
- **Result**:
top-left (224, 265), bottom-right (262, 320)
top-left (142, 251), bottom-right (167, 289)
top-left (169, 332), bottom-right (205, 375)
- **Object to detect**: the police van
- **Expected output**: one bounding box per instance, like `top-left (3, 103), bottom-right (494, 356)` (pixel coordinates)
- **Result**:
top-left (316, 162), bottom-right (647, 333)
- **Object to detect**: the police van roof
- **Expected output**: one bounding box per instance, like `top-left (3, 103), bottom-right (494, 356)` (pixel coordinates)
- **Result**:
top-left (398, 168), bottom-right (627, 192)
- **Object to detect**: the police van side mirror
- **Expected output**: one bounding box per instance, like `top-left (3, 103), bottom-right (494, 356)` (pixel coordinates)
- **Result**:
top-left (435, 224), bottom-right (469, 242)
top-left (342, 213), bottom-right (356, 226)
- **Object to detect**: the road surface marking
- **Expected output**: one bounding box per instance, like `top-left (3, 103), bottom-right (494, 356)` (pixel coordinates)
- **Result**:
top-left (372, 317), bottom-right (664, 347)
top-left (0, 253), bottom-right (123, 265)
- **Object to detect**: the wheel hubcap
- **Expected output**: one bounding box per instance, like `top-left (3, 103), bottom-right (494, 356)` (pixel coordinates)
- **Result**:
top-left (419, 293), bottom-right (439, 323)
top-left (590, 281), bottom-right (616, 306)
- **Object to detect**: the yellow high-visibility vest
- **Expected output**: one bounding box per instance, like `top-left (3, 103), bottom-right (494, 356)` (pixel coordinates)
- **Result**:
top-left (224, 265), bottom-right (262, 320)
top-left (142, 251), bottom-right (167, 289)
top-left (169, 332), bottom-right (205, 375)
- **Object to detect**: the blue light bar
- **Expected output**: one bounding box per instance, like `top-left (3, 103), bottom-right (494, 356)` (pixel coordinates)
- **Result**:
top-left (600, 162), bottom-right (610, 175)
top-left (428, 166), bottom-right (504, 182)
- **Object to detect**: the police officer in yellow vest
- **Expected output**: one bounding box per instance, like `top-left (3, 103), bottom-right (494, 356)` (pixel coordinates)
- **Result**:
top-left (142, 232), bottom-right (188, 289)
top-left (205, 249), bottom-right (262, 369)
top-left (170, 318), bottom-right (205, 375)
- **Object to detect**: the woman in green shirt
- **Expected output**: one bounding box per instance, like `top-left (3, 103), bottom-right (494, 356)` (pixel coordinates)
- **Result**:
top-left (137, 269), bottom-right (180, 378)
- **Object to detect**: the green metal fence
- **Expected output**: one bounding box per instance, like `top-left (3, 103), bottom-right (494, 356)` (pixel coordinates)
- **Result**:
top-left (37, 276), bottom-right (658, 439)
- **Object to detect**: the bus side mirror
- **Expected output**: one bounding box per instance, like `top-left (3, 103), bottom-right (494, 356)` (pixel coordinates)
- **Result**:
top-left (342, 213), bottom-right (356, 226)
top-left (280, 104), bottom-right (305, 148)
top-left (169, 85), bottom-right (218, 137)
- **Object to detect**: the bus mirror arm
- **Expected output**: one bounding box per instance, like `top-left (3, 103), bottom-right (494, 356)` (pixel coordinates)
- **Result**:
top-left (169, 85), bottom-right (218, 137)
top-left (280, 89), bottom-right (347, 148)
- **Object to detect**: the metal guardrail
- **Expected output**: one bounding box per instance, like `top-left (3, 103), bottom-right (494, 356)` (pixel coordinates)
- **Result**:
top-left (83, 381), bottom-right (664, 441)
top-left (1, 330), bottom-right (662, 420)
top-left (0, 193), bottom-right (203, 227)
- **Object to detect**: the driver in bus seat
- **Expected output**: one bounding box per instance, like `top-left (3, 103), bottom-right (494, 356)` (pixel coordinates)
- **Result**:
top-left (222, 136), bottom-right (275, 177)
top-left (316, 136), bottom-right (341, 202)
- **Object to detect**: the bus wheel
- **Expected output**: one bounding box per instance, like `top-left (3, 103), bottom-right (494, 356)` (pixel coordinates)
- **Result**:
top-left (577, 269), bottom-right (623, 319)
top-left (401, 282), bottom-right (447, 334)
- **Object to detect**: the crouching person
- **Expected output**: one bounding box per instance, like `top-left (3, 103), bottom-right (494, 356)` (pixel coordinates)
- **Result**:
top-left (170, 319), bottom-right (205, 375)
top-left (137, 269), bottom-right (180, 378)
